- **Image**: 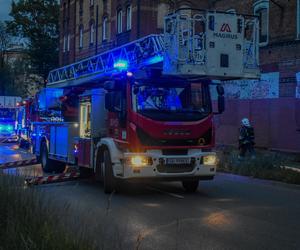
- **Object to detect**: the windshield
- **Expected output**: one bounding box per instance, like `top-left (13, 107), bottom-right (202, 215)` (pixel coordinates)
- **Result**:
top-left (0, 108), bottom-right (16, 120)
top-left (132, 82), bottom-right (211, 121)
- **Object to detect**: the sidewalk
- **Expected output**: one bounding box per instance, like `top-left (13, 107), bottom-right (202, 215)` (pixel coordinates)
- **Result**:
top-left (216, 148), bottom-right (300, 185)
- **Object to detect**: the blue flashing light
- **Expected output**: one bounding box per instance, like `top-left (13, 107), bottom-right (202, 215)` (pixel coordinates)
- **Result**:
top-left (114, 60), bottom-right (128, 70)
top-left (0, 124), bottom-right (14, 133)
top-left (145, 55), bottom-right (163, 65)
top-left (6, 125), bottom-right (13, 132)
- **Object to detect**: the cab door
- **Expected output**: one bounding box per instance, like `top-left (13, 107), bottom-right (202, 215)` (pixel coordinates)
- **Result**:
top-left (78, 98), bottom-right (92, 167)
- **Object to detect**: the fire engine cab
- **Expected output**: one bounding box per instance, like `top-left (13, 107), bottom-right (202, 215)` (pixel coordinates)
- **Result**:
top-left (31, 9), bottom-right (260, 193)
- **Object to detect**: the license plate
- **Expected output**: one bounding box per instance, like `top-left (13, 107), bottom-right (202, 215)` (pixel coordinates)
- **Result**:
top-left (166, 158), bottom-right (190, 165)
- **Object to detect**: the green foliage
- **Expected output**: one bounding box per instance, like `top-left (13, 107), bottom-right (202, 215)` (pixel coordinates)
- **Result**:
top-left (7, 0), bottom-right (59, 79)
top-left (217, 150), bottom-right (300, 185)
top-left (0, 174), bottom-right (95, 250)
top-left (0, 65), bottom-right (13, 95)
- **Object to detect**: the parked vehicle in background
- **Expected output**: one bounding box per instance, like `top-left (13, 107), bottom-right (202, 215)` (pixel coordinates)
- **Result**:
top-left (0, 96), bottom-right (21, 142)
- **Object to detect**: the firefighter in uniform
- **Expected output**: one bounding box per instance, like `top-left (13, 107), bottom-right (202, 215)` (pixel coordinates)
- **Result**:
top-left (239, 118), bottom-right (255, 158)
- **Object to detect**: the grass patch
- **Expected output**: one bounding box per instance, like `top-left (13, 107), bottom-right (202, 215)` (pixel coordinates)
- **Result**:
top-left (217, 150), bottom-right (300, 185)
top-left (0, 174), bottom-right (95, 250)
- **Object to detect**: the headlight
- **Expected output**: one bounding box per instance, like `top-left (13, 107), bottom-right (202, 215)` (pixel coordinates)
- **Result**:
top-left (127, 156), bottom-right (152, 167)
top-left (203, 155), bottom-right (216, 165)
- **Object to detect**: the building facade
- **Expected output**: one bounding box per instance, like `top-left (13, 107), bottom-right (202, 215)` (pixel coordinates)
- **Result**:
top-left (211, 0), bottom-right (300, 152)
top-left (59, 0), bottom-right (300, 152)
top-left (59, 0), bottom-right (209, 65)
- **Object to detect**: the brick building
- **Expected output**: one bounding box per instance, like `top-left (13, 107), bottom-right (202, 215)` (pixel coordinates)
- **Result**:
top-left (211, 0), bottom-right (300, 152)
top-left (59, 0), bottom-right (209, 65)
top-left (59, 0), bottom-right (300, 152)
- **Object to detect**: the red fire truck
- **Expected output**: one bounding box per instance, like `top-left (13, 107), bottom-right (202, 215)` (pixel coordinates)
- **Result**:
top-left (31, 9), bottom-right (260, 193)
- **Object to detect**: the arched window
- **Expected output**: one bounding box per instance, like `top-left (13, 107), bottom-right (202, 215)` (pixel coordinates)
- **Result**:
top-left (63, 35), bottom-right (67, 52)
top-left (103, 17), bottom-right (108, 40)
top-left (90, 22), bottom-right (95, 45)
top-left (157, 3), bottom-right (169, 29)
top-left (254, 0), bottom-right (269, 46)
top-left (117, 9), bottom-right (123, 34)
top-left (79, 25), bottom-right (83, 48)
top-left (126, 5), bottom-right (132, 30)
top-left (67, 33), bottom-right (70, 51)
top-left (226, 9), bottom-right (236, 14)
top-left (79, 0), bottom-right (83, 16)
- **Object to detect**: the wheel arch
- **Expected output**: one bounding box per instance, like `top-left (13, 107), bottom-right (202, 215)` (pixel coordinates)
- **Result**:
top-left (94, 138), bottom-right (123, 171)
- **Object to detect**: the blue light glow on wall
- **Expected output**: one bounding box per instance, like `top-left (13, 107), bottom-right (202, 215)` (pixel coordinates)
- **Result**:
top-left (145, 55), bottom-right (163, 65)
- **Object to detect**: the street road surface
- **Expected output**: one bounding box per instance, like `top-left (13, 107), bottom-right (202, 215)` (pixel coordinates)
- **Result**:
top-left (1, 143), bottom-right (300, 250)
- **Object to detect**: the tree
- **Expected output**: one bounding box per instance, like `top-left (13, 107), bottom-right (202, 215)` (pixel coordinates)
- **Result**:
top-left (0, 21), bottom-right (13, 95)
top-left (0, 21), bottom-right (11, 68)
top-left (7, 0), bottom-right (59, 80)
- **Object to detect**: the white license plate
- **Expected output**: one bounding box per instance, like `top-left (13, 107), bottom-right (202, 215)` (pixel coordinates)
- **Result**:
top-left (166, 158), bottom-right (190, 165)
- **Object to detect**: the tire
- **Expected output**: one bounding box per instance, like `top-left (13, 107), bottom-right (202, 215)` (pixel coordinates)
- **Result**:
top-left (95, 151), bottom-right (103, 182)
top-left (182, 180), bottom-right (199, 193)
top-left (103, 150), bottom-right (116, 194)
top-left (40, 142), bottom-right (66, 173)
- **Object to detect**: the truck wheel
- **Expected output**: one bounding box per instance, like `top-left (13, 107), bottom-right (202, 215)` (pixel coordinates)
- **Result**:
top-left (40, 142), bottom-right (66, 174)
top-left (182, 180), bottom-right (199, 193)
top-left (95, 151), bottom-right (103, 182)
top-left (103, 150), bottom-right (116, 194)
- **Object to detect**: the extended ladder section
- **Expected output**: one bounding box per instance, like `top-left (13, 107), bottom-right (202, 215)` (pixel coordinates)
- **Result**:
top-left (47, 9), bottom-right (260, 88)
top-left (47, 35), bottom-right (164, 88)
top-left (163, 9), bottom-right (260, 79)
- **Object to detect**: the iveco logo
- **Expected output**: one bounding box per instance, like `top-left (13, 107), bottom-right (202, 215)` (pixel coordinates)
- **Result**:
top-left (163, 130), bottom-right (191, 136)
top-left (198, 138), bottom-right (206, 146)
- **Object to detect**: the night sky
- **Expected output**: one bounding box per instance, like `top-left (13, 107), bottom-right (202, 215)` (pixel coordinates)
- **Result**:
top-left (0, 0), bottom-right (12, 21)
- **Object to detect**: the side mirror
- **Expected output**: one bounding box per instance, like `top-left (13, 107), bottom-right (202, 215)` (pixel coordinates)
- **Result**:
top-left (216, 85), bottom-right (224, 96)
top-left (218, 95), bottom-right (225, 114)
top-left (105, 92), bottom-right (121, 112)
top-left (133, 86), bottom-right (139, 95)
top-left (104, 81), bottom-right (116, 91)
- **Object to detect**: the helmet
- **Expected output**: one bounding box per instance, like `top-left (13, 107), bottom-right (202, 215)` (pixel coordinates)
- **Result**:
top-left (241, 118), bottom-right (250, 127)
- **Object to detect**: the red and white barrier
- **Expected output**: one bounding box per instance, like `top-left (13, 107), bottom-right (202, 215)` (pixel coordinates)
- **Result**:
top-left (0, 158), bottom-right (38, 169)
top-left (0, 138), bottom-right (7, 144)
top-left (25, 171), bottom-right (81, 186)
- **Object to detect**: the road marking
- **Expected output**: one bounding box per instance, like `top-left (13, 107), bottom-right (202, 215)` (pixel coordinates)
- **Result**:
top-left (147, 186), bottom-right (185, 199)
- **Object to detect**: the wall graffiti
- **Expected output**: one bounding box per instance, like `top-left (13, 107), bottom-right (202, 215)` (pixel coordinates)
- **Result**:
top-left (210, 72), bottom-right (280, 100)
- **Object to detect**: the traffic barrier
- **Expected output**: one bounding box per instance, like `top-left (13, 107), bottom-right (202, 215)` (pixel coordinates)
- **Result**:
top-left (0, 158), bottom-right (38, 170)
top-left (0, 138), bottom-right (7, 144)
top-left (25, 171), bottom-right (81, 186)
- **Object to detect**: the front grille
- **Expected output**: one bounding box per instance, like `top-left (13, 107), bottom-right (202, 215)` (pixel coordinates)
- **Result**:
top-left (137, 127), bottom-right (212, 147)
top-left (156, 164), bottom-right (194, 173)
